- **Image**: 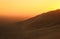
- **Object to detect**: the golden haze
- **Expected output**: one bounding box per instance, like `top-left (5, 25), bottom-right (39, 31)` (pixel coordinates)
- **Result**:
top-left (0, 0), bottom-right (60, 20)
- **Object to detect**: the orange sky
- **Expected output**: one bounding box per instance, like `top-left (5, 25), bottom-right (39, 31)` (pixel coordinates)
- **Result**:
top-left (0, 0), bottom-right (60, 20)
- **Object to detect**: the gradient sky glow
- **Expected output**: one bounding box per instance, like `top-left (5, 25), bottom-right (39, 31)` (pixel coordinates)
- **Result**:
top-left (0, 0), bottom-right (60, 20)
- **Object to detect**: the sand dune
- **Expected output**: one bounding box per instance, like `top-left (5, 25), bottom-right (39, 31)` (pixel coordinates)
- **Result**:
top-left (0, 9), bottom-right (60, 39)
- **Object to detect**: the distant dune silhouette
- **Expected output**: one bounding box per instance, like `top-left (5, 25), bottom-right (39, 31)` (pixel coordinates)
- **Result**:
top-left (18, 9), bottom-right (60, 30)
top-left (17, 9), bottom-right (60, 39)
top-left (0, 9), bottom-right (60, 39)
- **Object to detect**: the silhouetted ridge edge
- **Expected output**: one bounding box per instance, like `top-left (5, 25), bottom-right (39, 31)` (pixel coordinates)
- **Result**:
top-left (17, 9), bottom-right (60, 30)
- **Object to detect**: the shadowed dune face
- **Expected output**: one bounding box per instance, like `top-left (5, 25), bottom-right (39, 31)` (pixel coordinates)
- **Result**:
top-left (19, 9), bottom-right (60, 39)
top-left (21, 9), bottom-right (60, 30)
top-left (0, 9), bottom-right (60, 39)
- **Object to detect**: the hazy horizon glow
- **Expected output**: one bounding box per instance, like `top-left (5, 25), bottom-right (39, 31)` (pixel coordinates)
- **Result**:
top-left (0, 0), bottom-right (60, 20)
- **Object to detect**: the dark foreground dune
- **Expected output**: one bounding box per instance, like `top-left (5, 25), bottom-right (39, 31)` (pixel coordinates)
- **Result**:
top-left (0, 9), bottom-right (60, 39)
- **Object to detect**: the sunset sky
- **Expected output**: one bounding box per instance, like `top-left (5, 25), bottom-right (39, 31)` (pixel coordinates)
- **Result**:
top-left (0, 0), bottom-right (60, 20)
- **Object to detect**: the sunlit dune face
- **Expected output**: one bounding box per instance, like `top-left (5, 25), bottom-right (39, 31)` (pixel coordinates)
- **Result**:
top-left (0, 0), bottom-right (60, 21)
